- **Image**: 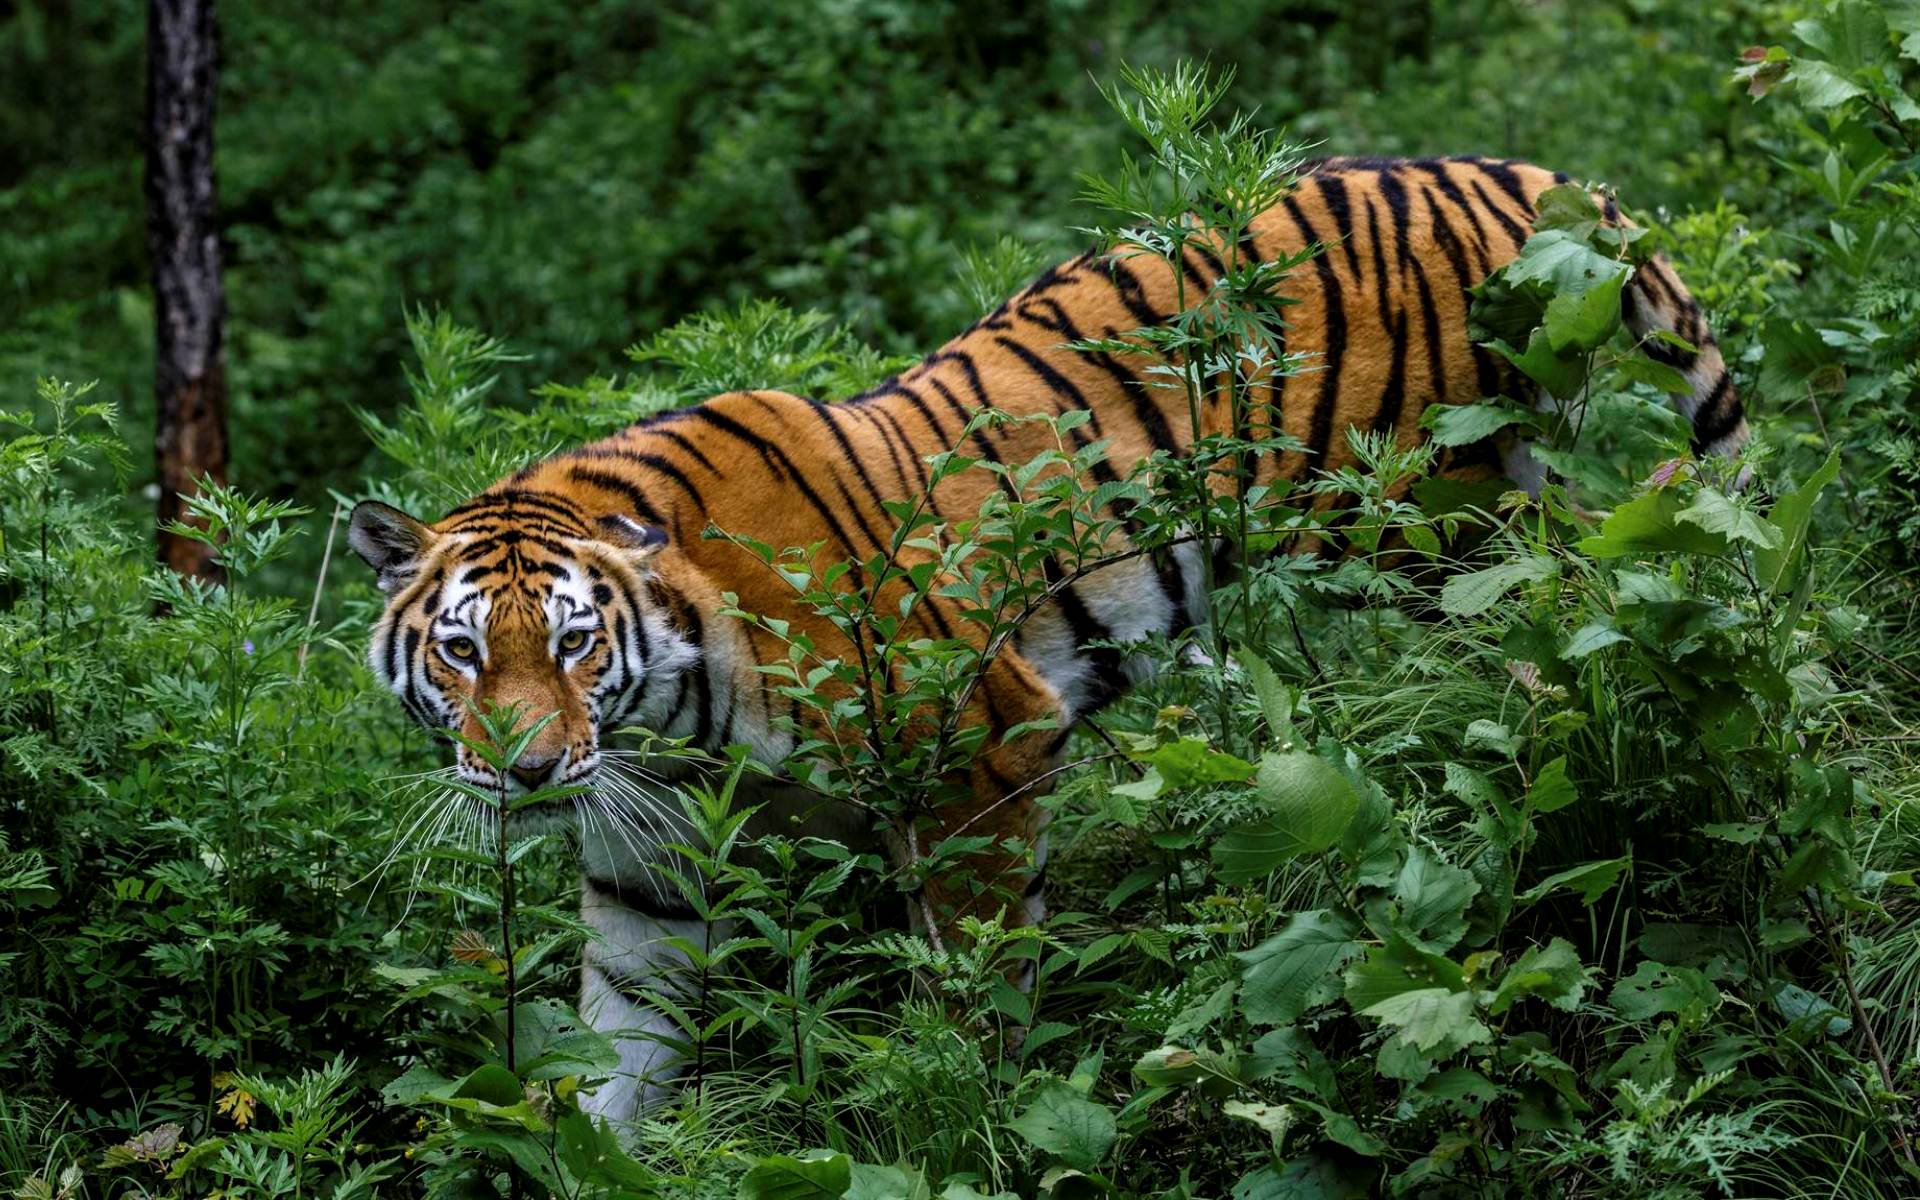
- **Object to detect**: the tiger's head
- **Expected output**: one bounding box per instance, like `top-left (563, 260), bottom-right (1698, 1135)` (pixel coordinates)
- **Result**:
top-left (348, 494), bottom-right (695, 807)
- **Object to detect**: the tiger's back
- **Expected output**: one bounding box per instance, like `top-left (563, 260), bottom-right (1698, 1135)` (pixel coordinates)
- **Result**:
top-left (499, 154), bottom-right (1744, 743)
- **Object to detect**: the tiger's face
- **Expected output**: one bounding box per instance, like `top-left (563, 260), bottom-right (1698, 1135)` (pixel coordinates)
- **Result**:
top-left (348, 497), bottom-right (692, 806)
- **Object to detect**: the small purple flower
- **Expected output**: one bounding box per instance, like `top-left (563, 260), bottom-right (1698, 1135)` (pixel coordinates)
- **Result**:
top-left (242, 640), bottom-right (255, 655)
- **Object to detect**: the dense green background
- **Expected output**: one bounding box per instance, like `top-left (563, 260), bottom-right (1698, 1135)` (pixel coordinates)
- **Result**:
top-left (3, 0), bottom-right (1763, 527)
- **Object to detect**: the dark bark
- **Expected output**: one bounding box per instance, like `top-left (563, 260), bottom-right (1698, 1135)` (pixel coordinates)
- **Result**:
top-left (146, 0), bottom-right (227, 583)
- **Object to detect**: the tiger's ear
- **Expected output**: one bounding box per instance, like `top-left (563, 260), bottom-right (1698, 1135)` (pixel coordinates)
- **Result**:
top-left (597, 514), bottom-right (669, 565)
top-left (349, 500), bottom-right (436, 592)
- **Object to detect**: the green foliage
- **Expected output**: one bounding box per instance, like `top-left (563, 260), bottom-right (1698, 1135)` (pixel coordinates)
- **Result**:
top-left (5, 5), bottom-right (1920, 1199)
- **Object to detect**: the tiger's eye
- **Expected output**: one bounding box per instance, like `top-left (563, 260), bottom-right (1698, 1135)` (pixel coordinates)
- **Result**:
top-left (558, 629), bottom-right (589, 654)
top-left (446, 636), bottom-right (478, 661)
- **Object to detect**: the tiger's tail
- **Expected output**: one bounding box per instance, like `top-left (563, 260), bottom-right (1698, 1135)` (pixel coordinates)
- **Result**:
top-left (1620, 256), bottom-right (1749, 459)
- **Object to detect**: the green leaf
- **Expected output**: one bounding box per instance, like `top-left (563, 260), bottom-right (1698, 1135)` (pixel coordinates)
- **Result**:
top-left (1345, 939), bottom-right (1465, 1010)
top-left (1609, 962), bottom-right (1721, 1027)
top-left (1421, 402), bottom-right (1534, 448)
top-left (1517, 857), bottom-right (1629, 906)
top-left (1011, 1082), bottom-right (1117, 1171)
top-left (1223, 1099), bottom-right (1295, 1140)
top-left (1754, 451), bottom-right (1840, 593)
top-left (1239, 649), bottom-right (1298, 745)
top-left (1392, 846), bottom-right (1480, 953)
top-left (1131, 1045), bottom-right (1210, 1088)
top-left (1237, 910), bottom-right (1363, 1025)
top-left (1676, 489), bottom-right (1781, 549)
top-left (1491, 327), bottom-right (1587, 400)
top-left (1768, 981), bottom-right (1851, 1036)
top-left (1531, 184), bottom-right (1604, 234)
top-left (847, 1163), bottom-right (928, 1200)
top-left (1294, 1101), bottom-right (1387, 1158)
top-left (1230, 1158), bottom-right (1370, 1200)
top-left (1543, 270), bottom-right (1625, 353)
top-left (1438, 555), bottom-right (1557, 617)
top-left (1503, 229), bottom-right (1631, 295)
top-left (556, 1112), bottom-right (659, 1195)
top-left (1561, 620), bottom-right (1627, 659)
top-left (1489, 939), bottom-right (1590, 1014)
top-left (1412, 1068), bottom-right (1501, 1114)
top-left (1360, 988), bottom-right (1491, 1054)
top-left (1577, 486), bottom-right (1730, 558)
top-left (1212, 753), bottom-right (1360, 884)
top-left (1795, 2), bottom-right (1890, 68)
top-left (1789, 59), bottom-right (1866, 107)
top-left (738, 1151), bottom-right (853, 1200)
top-left (1614, 355), bottom-right (1693, 394)
top-left (1524, 757), bottom-right (1578, 814)
top-left (1139, 738), bottom-right (1256, 788)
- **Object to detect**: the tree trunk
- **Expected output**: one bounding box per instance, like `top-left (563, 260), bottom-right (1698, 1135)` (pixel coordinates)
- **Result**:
top-left (146, 0), bottom-right (227, 583)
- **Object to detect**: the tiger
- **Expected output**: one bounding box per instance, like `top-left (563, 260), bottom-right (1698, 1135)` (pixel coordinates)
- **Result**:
top-left (348, 154), bottom-right (1747, 1123)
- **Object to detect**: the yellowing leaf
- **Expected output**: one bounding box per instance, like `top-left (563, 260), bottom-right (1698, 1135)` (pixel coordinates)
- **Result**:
top-left (215, 1085), bottom-right (257, 1129)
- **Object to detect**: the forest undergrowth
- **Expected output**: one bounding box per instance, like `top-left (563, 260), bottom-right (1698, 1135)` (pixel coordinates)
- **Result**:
top-left (4, 3), bottom-right (1920, 1197)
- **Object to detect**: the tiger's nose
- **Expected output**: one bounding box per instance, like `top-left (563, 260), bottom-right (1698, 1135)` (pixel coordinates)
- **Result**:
top-left (509, 756), bottom-right (559, 789)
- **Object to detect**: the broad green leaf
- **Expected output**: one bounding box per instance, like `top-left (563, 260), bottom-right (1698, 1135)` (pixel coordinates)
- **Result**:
top-left (1462, 720), bottom-right (1523, 757)
top-left (1503, 229), bottom-right (1630, 295)
top-left (1795, 2), bottom-right (1889, 68)
top-left (556, 1112), bottom-right (659, 1195)
top-left (1140, 738), bottom-right (1256, 788)
top-left (1345, 939), bottom-right (1465, 1010)
top-left (1360, 988), bottom-right (1491, 1053)
top-left (1223, 1099), bottom-right (1295, 1140)
top-left (1530, 184), bottom-right (1604, 234)
top-left (1609, 962), bottom-right (1721, 1027)
top-left (1543, 270), bottom-right (1625, 353)
top-left (848, 1163), bottom-right (928, 1200)
top-left (1126, 1046), bottom-right (1191, 1093)
top-left (1776, 838), bottom-right (1858, 893)
top-left (1443, 762), bottom-right (1505, 810)
top-left (1754, 450), bottom-right (1840, 593)
top-left (1294, 1101), bottom-right (1386, 1158)
top-left (1421, 402), bottom-right (1534, 448)
top-left (1490, 328), bottom-right (1587, 400)
top-left (1438, 555), bottom-right (1556, 617)
top-left (1230, 1158), bottom-right (1370, 1200)
top-left (1614, 355), bottom-right (1692, 394)
top-left (1577, 487), bottom-right (1729, 558)
top-left (738, 1152), bottom-right (852, 1200)
top-left (1517, 857), bottom-right (1629, 906)
top-left (1011, 1082), bottom-right (1116, 1171)
top-left (1489, 938), bottom-right (1590, 1014)
top-left (1237, 910), bottom-right (1363, 1025)
top-left (1412, 1068), bottom-right (1500, 1114)
top-left (1524, 757), bottom-right (1578, 814)
top-left (1676, 489), bottom-right (1781, 549)
top-left (1212, 753), bottom-right (1360, 884)
top-left (1561, 620), bottom-right (1627, 659)
top-left (1393, 847), bottom-right (1480, 953)
top-left (1789, 59), bottom-right (1866, 107)
top-left (1768, 981), bottom-right (1851, 1036)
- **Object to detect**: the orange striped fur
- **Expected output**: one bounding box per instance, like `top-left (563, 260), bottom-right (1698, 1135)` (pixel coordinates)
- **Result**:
top-left (351, 155), bottom-right (1745, 1109)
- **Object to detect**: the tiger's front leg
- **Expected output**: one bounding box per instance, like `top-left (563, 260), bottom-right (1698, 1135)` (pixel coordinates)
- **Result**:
top-left (577, 874), bottom-right (718, 1125)
top-left (917, 758), bottom-right (1055, 984)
